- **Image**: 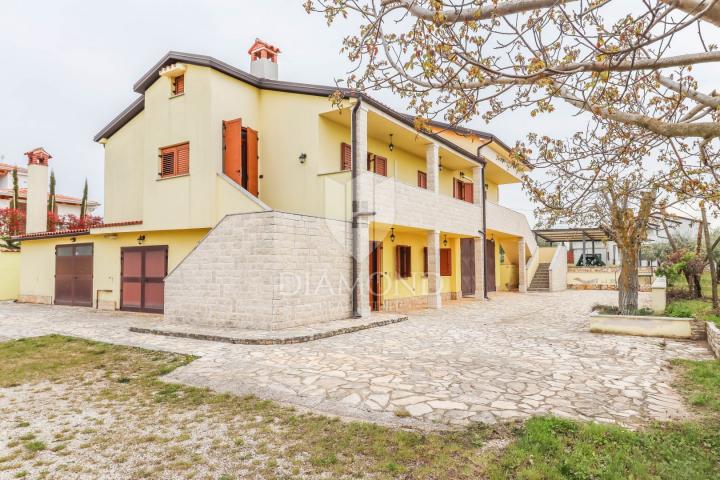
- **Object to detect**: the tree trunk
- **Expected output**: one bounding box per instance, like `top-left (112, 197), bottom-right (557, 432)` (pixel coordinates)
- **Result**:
top-left (701, 203), bottom-right (719, 309)
top-left (618, 248), bottom-right (639, 314)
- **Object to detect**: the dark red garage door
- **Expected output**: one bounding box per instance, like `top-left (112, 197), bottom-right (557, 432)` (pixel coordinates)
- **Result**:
top-left (55, 244), bottom-right (93, 307)
top-left (120, 246), bottom-right (168, 313)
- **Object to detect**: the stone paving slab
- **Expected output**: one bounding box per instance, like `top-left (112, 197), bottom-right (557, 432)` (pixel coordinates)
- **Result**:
top-left (0, 292), bottom-right (714, 429)
top-left (128, 313), bottom-right (408, 345)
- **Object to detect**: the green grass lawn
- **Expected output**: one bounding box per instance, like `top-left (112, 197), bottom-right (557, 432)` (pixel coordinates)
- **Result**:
top-left (665, 298), bottom-right (720, 327)
top-left (1, 335), bottom-right (720, 479)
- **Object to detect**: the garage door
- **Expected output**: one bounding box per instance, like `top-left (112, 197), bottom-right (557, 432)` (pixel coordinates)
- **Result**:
top-left (55, 244), bottom-right (93, 307)
top-left (120, 246), bottom-right (168, 313)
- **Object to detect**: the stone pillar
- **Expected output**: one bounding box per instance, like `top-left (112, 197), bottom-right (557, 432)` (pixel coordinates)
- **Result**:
top-left (518, 238), bottom-right (527, 293)
top-left (425, 143), bottom-right (440, 193)
top-left (472, 166), bottom-right (484, 206)
top-left (427, 230), bottom-right (442, 308)
top-left (352, 104), bottom-right (371, 317)
top-left (473, 237), bottom-right (486, 299)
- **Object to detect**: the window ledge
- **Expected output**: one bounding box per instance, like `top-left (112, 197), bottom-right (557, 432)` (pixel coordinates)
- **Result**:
top-left (169, 93), bottom-right (185, 100)
top-left (157, 173), bottom-right (190, 181)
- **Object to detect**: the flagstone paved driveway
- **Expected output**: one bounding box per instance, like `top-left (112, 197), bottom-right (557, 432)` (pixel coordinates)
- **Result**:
top-left (0, 291), bottom-right (713, 428)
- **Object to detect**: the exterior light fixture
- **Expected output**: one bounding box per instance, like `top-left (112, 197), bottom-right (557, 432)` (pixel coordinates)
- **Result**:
top-left (443, 234), bottom-right (448, 247)
top-left (388, 134), bottom-right (394, 152)
top-left (390, 228), bottom-right (396, 242)
top-left (438, 155), bottom-right (443, 171)
top-left (298, 153), bottom-right (307, 164)
top-left (459, 171), bottom-right (465, 179)
top-left (70, 237), bottom-right (77, 243)
top-left (137, 235), bottom-right (146, 245)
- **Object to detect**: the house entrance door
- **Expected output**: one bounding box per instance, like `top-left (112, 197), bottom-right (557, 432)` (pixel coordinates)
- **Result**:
top-left (369, 241), bottom-right (383, 311)
top-left (460, 238), bottom-right (475, 296)
top-left (54, 244), bottom-right (93, 307)
top-left (485, 239), bottom-right (496, 292)
top-left (120, 246), bottom-right (168, 313)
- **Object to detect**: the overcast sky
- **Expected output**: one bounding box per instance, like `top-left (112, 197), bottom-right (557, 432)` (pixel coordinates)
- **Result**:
top-left (0, 1), bottom-right (713, 225)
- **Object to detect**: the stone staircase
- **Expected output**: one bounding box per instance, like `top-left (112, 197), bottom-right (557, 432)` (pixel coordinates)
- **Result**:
top-left (528, 263), bottom-right (550, 291)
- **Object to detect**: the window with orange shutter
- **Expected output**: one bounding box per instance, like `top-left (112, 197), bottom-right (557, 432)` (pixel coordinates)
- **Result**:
top-left (374, 156), bottom-right (388, 176)
top-left (340, 142), bottom-right (352, 171)
top-left (463, 182), bottom-right (474, 203)
top-left (159, 142), bottom-right (190, 178)
top-left (173, 75), bottom-right (185, 95)
top-left (423, 247), bottom-right (428, 276)
top-left (418, 171), bottom-right (427, 189)
top-left (440, 248), bottom-right (452, 276)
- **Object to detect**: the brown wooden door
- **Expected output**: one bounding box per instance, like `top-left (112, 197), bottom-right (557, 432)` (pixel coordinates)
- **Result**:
top-left (54, 243), bottom-right (93, 307)
top-left (223, 119), bottom-right (243, 185)
top-left (485, 239), bottom-right (496, 292)
top-left (121, 246), bottom-right (168, 313)
top-left (369, 241), bottom-right (383, 311)
top-left (460, 238), bottom-right (475, 296)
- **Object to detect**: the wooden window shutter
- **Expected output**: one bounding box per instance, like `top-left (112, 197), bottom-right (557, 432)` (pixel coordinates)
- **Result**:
top-left (340, 142), bottom-right (352, 171)
top-left (367, 152), bottom-right (373, 171)
top-left (423, 247), bottom-right (428, 276)
top-left (374, 156), bottom-right (388, 176)
top-left (440, 248), bottom-right (452, 276)
top-left (418, 171), bottom-right (427, 189)
top-left (176, 143), bottom-right (189, 175)
top-left (160, 148), bottom-right (175, 177)
top-left (246, 127), bottom-right (259, 196)
top-left (453, 178), bottom-right (460, 199)
top-left (396, 245), bottom-right (411, 278)
top-left (173, 75), bottom-right (185, 95)
top-left (463, 182), bottom-right (473, 203)
top-left (223, 119), bottom-right (243, 185)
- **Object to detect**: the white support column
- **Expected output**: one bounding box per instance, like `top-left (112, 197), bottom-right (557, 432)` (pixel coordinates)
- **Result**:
top-left (425, 143), bottom-right (440, 194)
top-left (427, 230), bottom-right (442, 308)
top-left (518, 238), bottom-right (527, 293)
top-left (353, 104), bottom-right (371, 317)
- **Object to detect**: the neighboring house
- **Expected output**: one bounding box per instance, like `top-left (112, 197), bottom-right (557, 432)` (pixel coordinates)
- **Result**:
top-left (0, 160), bottom-right (100, 218)
top-left (16, 40), bottom-right (554, 328)
top-left (536, 212), bottom-right (701, 267)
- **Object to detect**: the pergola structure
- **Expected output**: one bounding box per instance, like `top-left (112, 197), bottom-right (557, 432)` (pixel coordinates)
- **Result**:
top-left (533, 227), bottom-right (612, 261)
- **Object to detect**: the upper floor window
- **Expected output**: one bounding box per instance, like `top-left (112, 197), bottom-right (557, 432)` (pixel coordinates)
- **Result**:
top-left (172, 75), bottom-right (185, 96)
top-left (453, 178), bottom-right (474, 203)
top-left (417, 171), bottom-right (427, 189)
top-left (159, 143), bottom-right (190, 178)
top-left (367, 152), bottom-right (388, 176)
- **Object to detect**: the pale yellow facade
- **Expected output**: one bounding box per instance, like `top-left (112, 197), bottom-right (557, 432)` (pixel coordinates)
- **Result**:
top-left (0, 250), bottom-right (20, 301)
top-left (19, 53), bottom-right (534, 312)
top-left (19, 229), bottom-right (209, 308)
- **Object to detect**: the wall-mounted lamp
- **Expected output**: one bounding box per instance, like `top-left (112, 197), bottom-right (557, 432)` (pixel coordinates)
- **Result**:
top-left (298, 153), bottom-right (307, 164)
top-left (70, 237), bottom-right (77, 243)
top-left (443, 234), bottom-right (448, 247)
top-left (390, 228), bottom-right (396, 242)
top-left (438, 155), bottom-right (443, 171)
top-left (459, 171), bottom-right (465, 179)
top-left (137, 235), bottom-right (146, 245)
top-left (388, 134), bottom-right (394, 152)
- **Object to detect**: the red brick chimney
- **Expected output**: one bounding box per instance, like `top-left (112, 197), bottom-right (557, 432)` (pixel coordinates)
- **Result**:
top-left (248, 38), bottom-right (281, 80)
top-left (24, 147), bottom-right (52, 233)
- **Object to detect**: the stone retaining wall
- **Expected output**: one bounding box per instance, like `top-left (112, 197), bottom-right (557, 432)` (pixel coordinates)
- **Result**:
top-left (164, 211), bottom-right (353, 330)
top-left (707, 322), bottom-right (720, 358)
top-left (383, 291), bottom-right (459, 312)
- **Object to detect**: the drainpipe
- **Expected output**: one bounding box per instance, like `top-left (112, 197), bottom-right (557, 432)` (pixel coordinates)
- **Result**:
top-left (351, 99), bottom-right (361, 317)
top-left (477, 140), bottom-right (492, 300)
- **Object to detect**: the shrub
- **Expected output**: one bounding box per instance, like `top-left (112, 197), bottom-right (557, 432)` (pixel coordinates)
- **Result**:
top-left (666, 303), bottom-right (696, 318)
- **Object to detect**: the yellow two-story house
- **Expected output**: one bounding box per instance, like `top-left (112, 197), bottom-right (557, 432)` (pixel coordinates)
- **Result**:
top-left (17, 40), bottom-right (555, 329)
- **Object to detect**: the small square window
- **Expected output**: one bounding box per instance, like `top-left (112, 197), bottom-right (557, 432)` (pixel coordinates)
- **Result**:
top-left (172, 75), bottom-right (185, 95)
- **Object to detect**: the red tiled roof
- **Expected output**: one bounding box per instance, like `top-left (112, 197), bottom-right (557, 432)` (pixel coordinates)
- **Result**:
top-left (12, 220), bottom-right (143, 241)
top-left (0, 163), bottom-right (28, 174)
top-left (0, 188), bottom-right (100, 206)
